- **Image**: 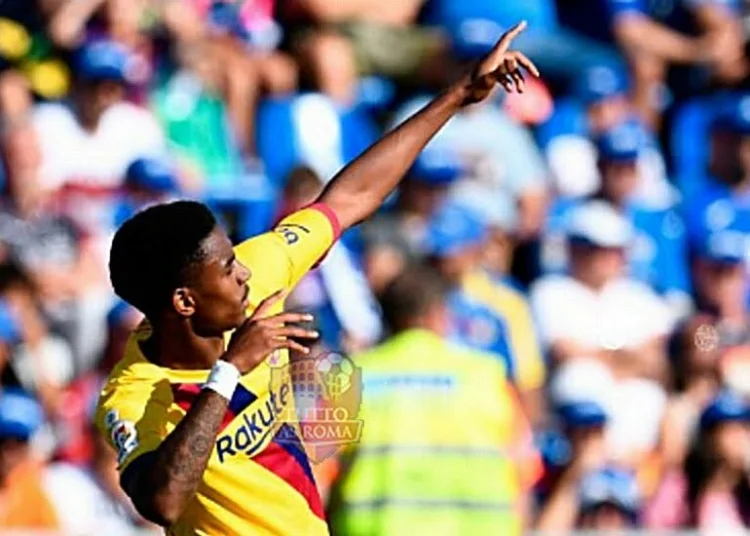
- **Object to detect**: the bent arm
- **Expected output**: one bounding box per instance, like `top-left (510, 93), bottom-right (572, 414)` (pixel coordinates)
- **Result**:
top-left (316, 87), bottom-right (466, 230)
top-left (121, 390), bottom-right (228, 527)
top-left (613, 14), bottom-right (702, 63)
top-left (312, 21), bottom-right (536, 230)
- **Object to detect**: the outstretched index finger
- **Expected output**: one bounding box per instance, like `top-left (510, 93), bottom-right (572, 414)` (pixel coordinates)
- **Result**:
top-left (478, 20), bottom-right (527, 76)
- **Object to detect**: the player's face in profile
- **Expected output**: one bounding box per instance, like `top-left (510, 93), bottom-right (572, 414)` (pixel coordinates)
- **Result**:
top-left (187, 227), bottom-right (251, 335)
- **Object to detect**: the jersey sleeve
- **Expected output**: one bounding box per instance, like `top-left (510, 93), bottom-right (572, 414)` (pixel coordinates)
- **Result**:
top-left (95, 377), bottom-right (173, 473)
top-left (234, 203), bottom-right (342, 293)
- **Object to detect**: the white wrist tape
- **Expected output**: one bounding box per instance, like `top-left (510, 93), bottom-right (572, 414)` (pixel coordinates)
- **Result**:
top-left (203, 360), bottom-right (240, 400)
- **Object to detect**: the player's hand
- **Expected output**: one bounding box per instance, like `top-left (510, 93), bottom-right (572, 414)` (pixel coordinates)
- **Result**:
top-left (460, 20), bottom-right (540, 106)
top-left (222, 289), bottom-right (319, 374)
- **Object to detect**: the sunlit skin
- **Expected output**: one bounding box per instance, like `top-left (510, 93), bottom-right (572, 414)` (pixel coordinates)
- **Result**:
top-left (172, 228), bottom-right (252, 337)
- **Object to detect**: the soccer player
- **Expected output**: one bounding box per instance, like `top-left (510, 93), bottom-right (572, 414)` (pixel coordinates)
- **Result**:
top-left (95, 22), bottom-right (538, 536)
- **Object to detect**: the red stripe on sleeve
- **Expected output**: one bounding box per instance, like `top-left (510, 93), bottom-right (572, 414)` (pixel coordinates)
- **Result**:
top-left (305, 202), bottom-right (342, 242)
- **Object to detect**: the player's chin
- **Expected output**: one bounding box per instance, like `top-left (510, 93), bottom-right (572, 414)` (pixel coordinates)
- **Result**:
top-left (229, 307), bottom-right (248, 329)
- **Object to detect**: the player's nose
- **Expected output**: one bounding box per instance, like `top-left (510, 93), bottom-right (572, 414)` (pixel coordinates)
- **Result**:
top-left (236, 260), bottom-right (251, 284)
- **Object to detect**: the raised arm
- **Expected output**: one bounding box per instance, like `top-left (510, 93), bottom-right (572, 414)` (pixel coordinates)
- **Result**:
top-left (120, 293), bottom-right (318, 526)
top-left (316, 21), bottom-right (539, 230)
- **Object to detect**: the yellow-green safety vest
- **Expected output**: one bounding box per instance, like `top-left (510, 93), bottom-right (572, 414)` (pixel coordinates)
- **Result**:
top-left (329, 329), bottom-right (526, 536)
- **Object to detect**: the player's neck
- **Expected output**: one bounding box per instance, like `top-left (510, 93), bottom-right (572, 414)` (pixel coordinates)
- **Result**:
top-left (142, 321), bottom-right (225, 370)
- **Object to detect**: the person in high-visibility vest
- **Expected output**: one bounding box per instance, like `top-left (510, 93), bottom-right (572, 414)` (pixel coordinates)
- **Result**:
top-left (326, 265), bottom-right (541, 536)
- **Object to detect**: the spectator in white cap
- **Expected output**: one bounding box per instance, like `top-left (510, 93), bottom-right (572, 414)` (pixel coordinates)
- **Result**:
top-left (531, 199), bottom-right (675, 381)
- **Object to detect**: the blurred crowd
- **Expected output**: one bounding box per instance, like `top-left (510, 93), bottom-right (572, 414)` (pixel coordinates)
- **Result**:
top-left (0, 0), bottom-right (749, 534)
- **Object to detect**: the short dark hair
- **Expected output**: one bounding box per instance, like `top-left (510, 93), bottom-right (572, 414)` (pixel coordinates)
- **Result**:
top-left (109, 200), bottom-right (217, 317)
top-left (379, 264), bottom-right (447, 332)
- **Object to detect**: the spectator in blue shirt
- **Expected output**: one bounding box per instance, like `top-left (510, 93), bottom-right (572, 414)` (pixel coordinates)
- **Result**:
top-left (359, 143), bottom-right (463, 294)
top-left (422, 202), bottom-right (515, 376)
top-left (541, 119), bottom-right (692, 316)
top-left (558, 0), bottom-right (746, 124)
top-left (684, 94), bottom-right (750, 253)
top-left (669, 226), bottom-right (750, 404)
top-left (541, 64), bottom-right (674, 202)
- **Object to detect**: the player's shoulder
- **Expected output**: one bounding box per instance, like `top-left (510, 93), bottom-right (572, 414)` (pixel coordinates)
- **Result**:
top-left (95, 324), bottom-right (172, 426)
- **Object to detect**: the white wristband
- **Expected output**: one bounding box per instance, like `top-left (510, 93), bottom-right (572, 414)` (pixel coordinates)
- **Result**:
top-left (203, 360), bottom-right (240, 401)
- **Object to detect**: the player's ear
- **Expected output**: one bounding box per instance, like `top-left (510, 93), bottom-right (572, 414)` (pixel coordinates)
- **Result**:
top-left (172, 288), bottom-right (196, 317)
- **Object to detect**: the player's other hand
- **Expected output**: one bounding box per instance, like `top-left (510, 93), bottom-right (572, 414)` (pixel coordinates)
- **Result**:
top-left (461, 20), bottom-right (540, 106)
top-left (222, 289), bottom-right (319, 374)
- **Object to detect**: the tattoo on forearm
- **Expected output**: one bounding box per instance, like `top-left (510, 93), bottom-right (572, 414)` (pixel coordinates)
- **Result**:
top-left (150, 390), bottom-right (227, 493)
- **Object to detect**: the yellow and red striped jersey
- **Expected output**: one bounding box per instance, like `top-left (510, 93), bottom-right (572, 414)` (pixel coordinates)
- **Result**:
top-left (96, 204), bottom-right (341, 536)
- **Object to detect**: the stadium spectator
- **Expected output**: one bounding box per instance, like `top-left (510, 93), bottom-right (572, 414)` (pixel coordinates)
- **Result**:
top-left (0, 388), bottom-right (59, 530)
top-left (32, 39), bottom-right (167, 266)
top-left (423, 201), bottom-right (547, 423)
top-left (116, 157), bottom-right (182, 227)
top-left (649, 391), bottom-right (750, 529)
top-left (541, 65), bottom-right (676, 203)
top-left (425, 0), bottom-right (623, 92)
top-left (451, 183), bottom-right (517, 280)
top-left (0, 117), bottom-right (109, 371)
top-left (542, 464), bottom-right (643, 532)
top-left (541, 119), bottom-right (691, 316)
top-left (689, 227), bottom-right (750, 392)
top-left (327, 265), bottom-right (540, 536)
top-left (360, 145), bottom-right (461, 294)
top-left (647, 228), bottom-right (749, 525)
top-left (559, 0), bottom-right (747, 125)
top-left (577, 467), bottom-right (643, 530)
top-left (683, 391), bottom-right (750, 529)
top-left (684, 94), bottom-right (750, 245)
top-left (0, 263), bottom-right (74, 420)
top-left (392, 94), bottom-right (549, 242)
top-left (281, 0), bottom-right (449, 105)
top-left (653, 229), bottom-right (746, 502)
top-left (531, 200), bottom-right (674, 380)
top-left (538, 360), bottom-right (613, 529)
top-left (422, 202), bottom-right (516, 365)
